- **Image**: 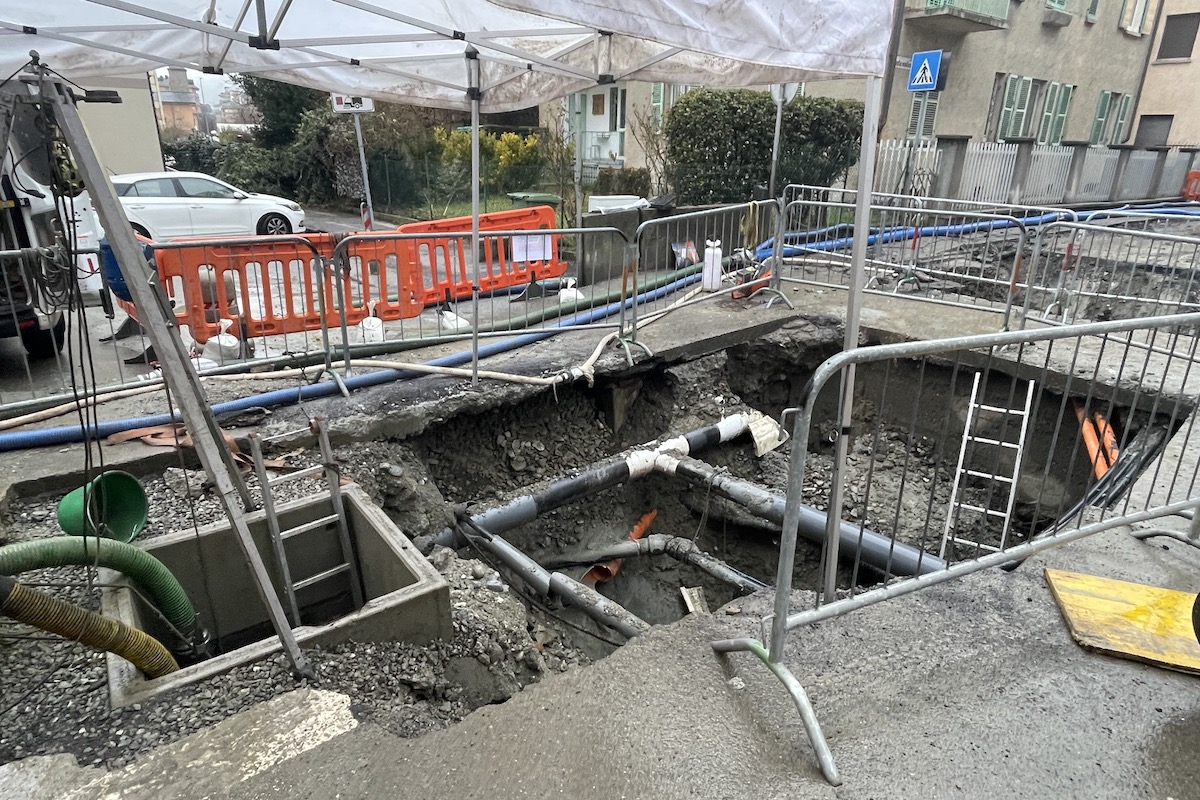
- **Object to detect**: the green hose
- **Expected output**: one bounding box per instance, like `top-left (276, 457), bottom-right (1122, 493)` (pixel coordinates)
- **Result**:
top-left (0, 574), bottom-right (178, 678)
top-left (0, 536), bottom-right (197, 639)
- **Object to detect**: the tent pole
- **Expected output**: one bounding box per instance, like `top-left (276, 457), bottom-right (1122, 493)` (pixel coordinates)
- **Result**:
top-left (768, 87), bottom-right (784, 198)
top-left (818, 74), bottom-right (883, 605)
top-left (468, 51), bottom-right (482, 387)
top-left (573, 92), bottom-right (583, 229)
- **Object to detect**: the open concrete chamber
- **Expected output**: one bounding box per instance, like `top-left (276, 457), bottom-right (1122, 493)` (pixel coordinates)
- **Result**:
top-left (101, 485), bottom-right (451, 707)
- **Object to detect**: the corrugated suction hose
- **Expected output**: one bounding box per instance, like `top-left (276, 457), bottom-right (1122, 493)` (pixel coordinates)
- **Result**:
top-left (0, 574), bottom-right (179, 678)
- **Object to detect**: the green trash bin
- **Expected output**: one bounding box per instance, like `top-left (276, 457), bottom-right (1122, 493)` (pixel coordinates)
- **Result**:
top-left (508, 192), bottom-right (562, 210)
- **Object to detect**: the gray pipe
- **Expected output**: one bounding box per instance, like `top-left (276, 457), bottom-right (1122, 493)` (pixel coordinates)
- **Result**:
top-left (659, 454), bottom-right (945, 577)
top-left (547, 534), bottom-right (766, 594)
top-left (457, 520), bottom-right (649, 639)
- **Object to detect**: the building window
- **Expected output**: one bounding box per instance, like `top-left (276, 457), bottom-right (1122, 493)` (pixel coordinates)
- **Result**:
top-left (1111, 93), bottom-right (1132, 143)
top-left (1135, 114), bottom-right (1174, 146)
top-left (650, 83), bottom-right (665, 132)
top-left (1087, 0), bottom-right (1101, 22)
top-left (1037, 82), bottom-right (1074, 144)
top-left (996, 74), bottom-right (1035, 141)
top-left (1089, 90), bottom-right (1131, 143)
top-left (1120, 0), bottom-right (1152, 34)
top-left (1157, 13), bottom-right (1200, 59)
top-left (907, 91), bottom-right (939, 140)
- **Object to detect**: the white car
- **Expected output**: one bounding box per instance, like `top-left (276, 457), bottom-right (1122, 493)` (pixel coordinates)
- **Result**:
top-left (111, 171), bottom-right (305, 240)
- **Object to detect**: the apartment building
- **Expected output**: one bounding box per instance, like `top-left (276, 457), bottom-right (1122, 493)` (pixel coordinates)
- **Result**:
top-left (1130, 0), bottom-right (1200, 144)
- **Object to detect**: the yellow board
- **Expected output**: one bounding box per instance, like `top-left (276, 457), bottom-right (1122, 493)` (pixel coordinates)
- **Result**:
top-left (1045, 568), bottom-right (1200, 676)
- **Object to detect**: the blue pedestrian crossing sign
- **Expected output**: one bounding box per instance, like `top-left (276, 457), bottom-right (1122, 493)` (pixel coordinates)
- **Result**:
top-left (907, 50), bottom-right (943, 92)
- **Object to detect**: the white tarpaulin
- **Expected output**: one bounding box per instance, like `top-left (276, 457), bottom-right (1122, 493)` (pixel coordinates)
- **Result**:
top-left (496, 0), bottom-right (892, 78)
top-left (2, 1), bottom-right (892, 111)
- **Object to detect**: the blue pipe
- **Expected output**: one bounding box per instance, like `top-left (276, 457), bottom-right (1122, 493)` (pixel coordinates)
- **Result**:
top-left (758, 202), bottom-right (1200, 261)
top-left (0, 274), bottom-right (701, 452)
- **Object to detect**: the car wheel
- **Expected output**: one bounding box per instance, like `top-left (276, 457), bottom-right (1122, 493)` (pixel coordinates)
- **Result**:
top-left (258, 213), bottom-right (292, 236)
top-left (20, 315), bottom-right (66, 359)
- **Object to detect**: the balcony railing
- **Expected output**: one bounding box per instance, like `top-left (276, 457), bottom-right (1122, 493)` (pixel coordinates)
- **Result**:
top-left (905, 0), bottom-right (1010, 32)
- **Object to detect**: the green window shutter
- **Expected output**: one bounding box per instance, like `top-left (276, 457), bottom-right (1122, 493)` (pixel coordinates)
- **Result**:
top-left (1111, 94), bottom-right (1132, 143)
top-left (1046, 0), bottom-right (1066, 9)
top-left (907, 91), bottom-right (940, 140)
top-left (1087, 0), bottom-right (1100, 21)
top-left (1038, 82), bottom-right (1061, 144)
top-left (1051, 85), bottom-right (1074, 145)
top-left (650, 83), bottom-right (664, 132)
top-left (1090, 90), bottom-right (1112, 144)
top-left (1009, 76), bottom-right (1033, 138)
top-left (997, 74), bottom-right (1019, 141)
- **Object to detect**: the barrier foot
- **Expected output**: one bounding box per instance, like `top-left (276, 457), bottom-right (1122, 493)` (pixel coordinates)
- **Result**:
top-left (711, 637), bottom-right (842, 786)
top-left (748, 286), bottom-right (795, 310)
top-left (617, 337), bottom-right (654, 367)
top-left (309, 367), bottom-right (351, 398)
top-left (1131, 528), bottom-right (1200, 550)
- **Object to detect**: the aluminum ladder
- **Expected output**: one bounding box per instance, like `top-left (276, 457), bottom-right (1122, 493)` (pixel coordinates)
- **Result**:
top-left (939, 373), bottom-right (1036, 558)
top-left (248, 416), bottom-right (364, 626)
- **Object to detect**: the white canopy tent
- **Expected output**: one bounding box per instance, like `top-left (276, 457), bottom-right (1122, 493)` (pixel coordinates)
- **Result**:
top-left (2, 0), bottom-right (890, 375)
top-left (2, 1), bottom-right (889, 110)
top-left (2, 2), bottom-right (890, 782)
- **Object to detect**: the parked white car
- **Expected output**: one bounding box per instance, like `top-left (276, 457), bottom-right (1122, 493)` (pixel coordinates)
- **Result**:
top-left (110, 172), bottom-right (305, 240)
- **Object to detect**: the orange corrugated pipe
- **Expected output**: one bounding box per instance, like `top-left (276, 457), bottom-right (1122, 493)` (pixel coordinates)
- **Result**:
top-left (1073, 400), bottom-right (1110, 481)
top-left (582, 509), bottom-right (658, 587)
top-left (1093, 411), bottom-right (1120, 469)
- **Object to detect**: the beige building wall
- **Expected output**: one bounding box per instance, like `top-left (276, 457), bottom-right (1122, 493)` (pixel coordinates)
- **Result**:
top-left (811, 0), bottom-right (1159, 144)
top-left (78, 74), bottom-right (164, 175)
top-left (1132, 0), bottom-right (1200, 144)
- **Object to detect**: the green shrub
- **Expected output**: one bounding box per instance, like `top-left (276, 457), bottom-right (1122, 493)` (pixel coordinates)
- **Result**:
top-left (664, 89), bottom-right (863, 204)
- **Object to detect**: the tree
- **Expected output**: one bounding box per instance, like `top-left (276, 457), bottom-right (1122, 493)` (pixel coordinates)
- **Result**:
top-left (232, 75), bottom-right (326, 146)
top-left (664, 89), bottom-right (864, 204)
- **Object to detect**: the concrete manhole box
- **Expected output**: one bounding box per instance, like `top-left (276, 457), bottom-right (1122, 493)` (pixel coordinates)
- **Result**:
top-left (101, 484), bottom-right (451, 707)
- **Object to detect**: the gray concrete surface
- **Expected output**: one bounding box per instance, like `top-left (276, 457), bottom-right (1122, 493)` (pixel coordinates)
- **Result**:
top-left (199, 523), bottom-right (1200, 799)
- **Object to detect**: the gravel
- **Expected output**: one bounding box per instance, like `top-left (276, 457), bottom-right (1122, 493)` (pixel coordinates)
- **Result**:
top-left (0, 545), bottom-right (587, 770)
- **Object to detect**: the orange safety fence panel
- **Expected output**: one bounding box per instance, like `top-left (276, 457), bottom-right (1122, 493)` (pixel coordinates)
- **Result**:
top-left (336, 237), bottom-right (426, 322)
top-left (151, 234), bottom-right (341, 344)
top-left (398, 205), bottom-right (568, 305)
top-left (1185, 170), bottom-right (1200, 202)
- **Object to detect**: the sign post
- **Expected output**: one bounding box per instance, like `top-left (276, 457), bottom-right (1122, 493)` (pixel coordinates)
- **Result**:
top-left (331, 93), bottom-right (376, 230)
top-left (768, 82), bottom-right (800, 198)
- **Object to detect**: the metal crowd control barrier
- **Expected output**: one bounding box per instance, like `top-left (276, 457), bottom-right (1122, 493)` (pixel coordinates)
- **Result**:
top-left (777, 199), bottom-right (1031, 328)
top-left (781, 183), bottom-right (1074, 221)
top-left (1019, 221), bottom-right (1200, 327)
top-left (714, 312), bottom-right (1200, 785)
top-left (397, 205), bottom-right (568, 303)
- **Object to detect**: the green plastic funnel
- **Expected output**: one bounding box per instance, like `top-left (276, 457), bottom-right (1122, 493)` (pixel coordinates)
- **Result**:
top-left (56, 470), bottom-right (148, 543)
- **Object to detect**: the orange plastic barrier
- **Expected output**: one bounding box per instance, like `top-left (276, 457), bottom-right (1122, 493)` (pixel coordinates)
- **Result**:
top-left (113, 206), bottom-right (567, 346)
top-left (1185, 170), bottom-right (1200, 202)
top-left (398, 205), bottom-right (567, 305)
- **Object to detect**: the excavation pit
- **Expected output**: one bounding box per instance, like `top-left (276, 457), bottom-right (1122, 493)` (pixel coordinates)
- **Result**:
top-left (101, 485), bottom-right (451, 707)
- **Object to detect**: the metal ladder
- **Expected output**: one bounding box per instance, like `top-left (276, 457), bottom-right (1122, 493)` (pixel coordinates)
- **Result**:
top-left (939, 373), bottom-right (1036, 558)
top-left (248, 416), bottom-right (364, 627)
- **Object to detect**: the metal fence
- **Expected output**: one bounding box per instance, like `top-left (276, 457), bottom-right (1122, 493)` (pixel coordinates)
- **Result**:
top-left (872, 139), bottom-right (941, 197)
top-left (776, 198), bottom-right (1033, 326)
top-left (1116, 150), bottom-right (1160, 202)
top-left (1019, 221), bottom-right (1200, 326)
top-left (0, 202), bottom-right (788, 429)
top-left (1024, 144), bottom-right (1074, 206)
top-left (714, 311), bottom-right (1200, 785)
top-left (1072, 147), bottom-right (1121, 203)
top-left (1158, 150), bottom-right (1193, 198)
top-left (958, 141), bottom-right (1020, 205)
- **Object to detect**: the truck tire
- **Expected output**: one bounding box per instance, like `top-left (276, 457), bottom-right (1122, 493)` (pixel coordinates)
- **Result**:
top-left (20, 315), bottom-right (66, 359)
